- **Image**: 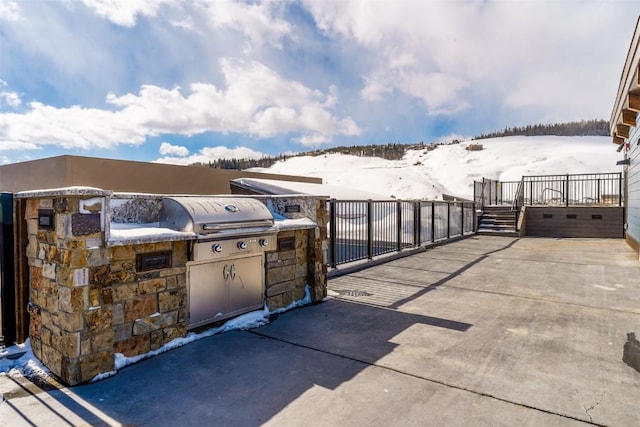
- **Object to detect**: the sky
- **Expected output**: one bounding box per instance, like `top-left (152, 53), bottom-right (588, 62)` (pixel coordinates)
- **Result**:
top-left (0, 0), bottom-right (637, 166)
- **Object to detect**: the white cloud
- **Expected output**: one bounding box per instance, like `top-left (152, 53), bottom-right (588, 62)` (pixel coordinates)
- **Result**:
top-left (302, 0), bottom-right (637, 120)
top-left (0, 80), bottom-right (21, 107)
top-left (294, 134), bottom-right (331, 146)
top-left (396, 72), bottom-right (470, 115)
top-left (0, 140), bottom-right (40, 151)
top-left (0, 101), bottom-right (148, 150)
top-left (155, 145), bottom-right (267, 165)
top-left (197, 0), bottom-right (291, 49)
top-left (80, 0), bottom-right (292, 48)
top-left (0, 0), bottom-right (20, 21)
top-left (361, 77), bottom-right (390, 102)
top-left (106, 58), bottom-right (360, 139)
top-left (0, 58), bottom-right (359, 151)
top-left (169, 16), bottom-right (194, 30)
top-left (1, 91), bottom-right (21, 107)
top-left (159, 142), bottom-right (189, 157)
top-left (80, 0), bottom-right (178, 27)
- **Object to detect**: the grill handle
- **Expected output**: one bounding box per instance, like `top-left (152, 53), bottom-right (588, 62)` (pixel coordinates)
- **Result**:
top-left (201, 219), bottom-right (274, 231)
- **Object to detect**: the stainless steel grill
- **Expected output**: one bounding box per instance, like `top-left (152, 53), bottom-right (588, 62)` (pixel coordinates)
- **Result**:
top-left (160, 196), bottom-right (276, 329)
top-left (160, 196), bottom-right (274, 236)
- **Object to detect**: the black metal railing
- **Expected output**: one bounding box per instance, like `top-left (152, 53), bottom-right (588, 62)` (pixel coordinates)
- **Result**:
top-left (521, 173), bottom-right (622, 206)
top-left (474, 172), bottom-right (623, 208)
top-left (473, 179), bottom-right (520, 207)
top-left (328, 199), bottom-right (475, 268)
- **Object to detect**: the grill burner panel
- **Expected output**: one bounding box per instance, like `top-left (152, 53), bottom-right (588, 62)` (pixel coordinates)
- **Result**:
top-left (160, 196), bottom-right (277, 330)
top-left (160, 197), bottom-right (274, 235)
top-left (192, 235), bottom-right (276, 261)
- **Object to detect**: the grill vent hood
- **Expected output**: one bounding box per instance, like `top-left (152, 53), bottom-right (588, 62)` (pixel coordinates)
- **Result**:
top-left (160, 197), bottom-right (274, 234)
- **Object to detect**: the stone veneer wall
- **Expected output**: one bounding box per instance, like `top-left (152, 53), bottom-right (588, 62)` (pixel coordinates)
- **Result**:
top-left (25, 195), bottom-right (188, 385)
top-left (264, 198), bottom-right (328, 308)
top-left (22, 192), bottom-right (327, 385)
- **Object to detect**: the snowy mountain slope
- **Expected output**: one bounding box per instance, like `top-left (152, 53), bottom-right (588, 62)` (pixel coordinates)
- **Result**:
top-left (249, 136), bottom-right (622, 200)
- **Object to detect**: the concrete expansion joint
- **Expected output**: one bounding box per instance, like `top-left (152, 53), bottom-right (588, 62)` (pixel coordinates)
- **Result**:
top-left (247, 329), bottom-right (608, 427)
top-left (444, 283), bottom-right (640, 317)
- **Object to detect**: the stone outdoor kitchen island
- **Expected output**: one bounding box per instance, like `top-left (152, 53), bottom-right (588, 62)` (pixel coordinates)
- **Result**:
top-left (15, 188), bottom-right (328, 385)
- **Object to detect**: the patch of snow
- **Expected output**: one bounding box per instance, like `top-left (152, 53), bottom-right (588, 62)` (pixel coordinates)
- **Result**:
top-left (107, 222), bottom-right (195, 243)
top-left (273, 218), bottom-right (317, 230)
top-left (0, 339), bottom-right (50, 378)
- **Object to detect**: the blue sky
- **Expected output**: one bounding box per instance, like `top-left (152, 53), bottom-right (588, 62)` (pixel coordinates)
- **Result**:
top-left (0, 0), bottom-right (638, 166)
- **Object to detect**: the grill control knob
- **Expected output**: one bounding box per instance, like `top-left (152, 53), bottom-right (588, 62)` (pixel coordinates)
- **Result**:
top-left (259, 238), bottom-right (269, 247)
top-left (237, 241), bottom-right (247, 250)
top-left (212, 244), bottom-right (223, 253)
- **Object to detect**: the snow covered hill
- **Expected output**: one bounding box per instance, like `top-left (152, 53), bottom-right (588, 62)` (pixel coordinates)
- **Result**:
top-left (249, 136), bottom-right (622, 200)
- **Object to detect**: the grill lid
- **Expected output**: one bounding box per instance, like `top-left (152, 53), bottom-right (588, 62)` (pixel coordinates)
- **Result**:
top-left (160, 197), bottom-right (274, 234)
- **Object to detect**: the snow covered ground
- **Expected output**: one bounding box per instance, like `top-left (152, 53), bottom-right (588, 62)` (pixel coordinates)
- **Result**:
top-left (250, 136), bottom-right (621, 200)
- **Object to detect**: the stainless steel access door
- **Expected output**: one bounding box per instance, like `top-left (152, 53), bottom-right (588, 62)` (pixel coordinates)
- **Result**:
top-left (187, 253), bottom-right (264, 329)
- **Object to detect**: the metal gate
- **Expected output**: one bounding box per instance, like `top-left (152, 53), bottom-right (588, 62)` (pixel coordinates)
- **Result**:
top-left (0, 192), bottom-right (15, 347)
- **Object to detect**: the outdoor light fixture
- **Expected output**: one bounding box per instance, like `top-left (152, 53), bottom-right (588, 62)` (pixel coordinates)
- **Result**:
top-left (617, 158), bottom-right (630, 165)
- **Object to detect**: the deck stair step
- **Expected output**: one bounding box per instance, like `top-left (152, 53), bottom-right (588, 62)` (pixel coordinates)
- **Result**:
top-left (477, 206), bottom-right (519, 236)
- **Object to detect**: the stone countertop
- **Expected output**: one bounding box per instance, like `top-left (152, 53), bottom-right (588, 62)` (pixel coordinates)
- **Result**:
top-left (106, 223), bottom-right (197, 247)
top-left (14, 186), bottom-right (112, 198)
top-left (106, 218), bottom-right (318, 247)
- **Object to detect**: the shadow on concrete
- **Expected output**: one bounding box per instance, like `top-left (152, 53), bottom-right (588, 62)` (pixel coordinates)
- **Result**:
top-left (331, 238), bottom-right (520, 310)
top-left (4, 298), bottom-right (472, 426)
top-left (386, 238), bottom-right (520, 309)
top-left (255, 299), bottom-right (471, 364)
top-left (1, 374), bottom-right (108, 427)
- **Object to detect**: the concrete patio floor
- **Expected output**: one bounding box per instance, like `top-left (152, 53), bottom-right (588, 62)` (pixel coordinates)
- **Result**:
top-left (1, 236), bottom-right (640, 426)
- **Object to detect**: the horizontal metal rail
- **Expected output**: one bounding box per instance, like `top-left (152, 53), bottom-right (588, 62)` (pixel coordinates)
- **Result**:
top-left (328, 199), bottom-right (475, 268)
top-left (474, 172), bottom-right (622, 208)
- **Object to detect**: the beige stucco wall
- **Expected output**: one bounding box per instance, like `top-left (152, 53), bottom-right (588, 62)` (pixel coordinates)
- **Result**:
top-left (0, 155), bottom-right (321, 194)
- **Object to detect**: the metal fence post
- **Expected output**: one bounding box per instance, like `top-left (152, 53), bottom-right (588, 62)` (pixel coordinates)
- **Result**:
top-left (619, 172), bottom-right (623, 206)
top-left (460, 202), bottom-right (464, 234)
top-left (472, 202), bottom-right (476, 232)
top-left (473, 182), bottom-right (476, 207)
top-left (447, 202), bottom-right (451, 239)
top-left (329, 199), bottom-right (337, 268)
top-left (415, 201), bottom-right (421, 246)
top-left (396, 201), bottom-right (402, 252)
top-left (431, 202), bottom-right (435, 242)
top-left (565, 174), bottom-right (570, 207)
top-left (367, 200), bottom-right (373, 260)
